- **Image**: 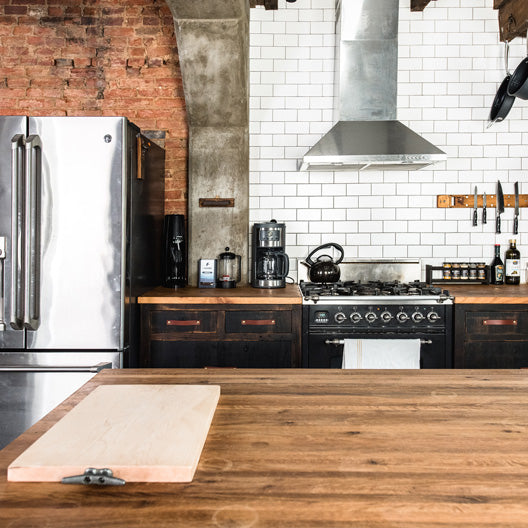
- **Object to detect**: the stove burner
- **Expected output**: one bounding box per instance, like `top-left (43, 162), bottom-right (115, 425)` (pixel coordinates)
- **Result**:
top-left (300, 280), bottom-right (446, 298)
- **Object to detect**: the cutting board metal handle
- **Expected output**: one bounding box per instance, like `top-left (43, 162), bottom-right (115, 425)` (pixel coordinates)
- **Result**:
top-left (61, 468), bottom-right (125, 486)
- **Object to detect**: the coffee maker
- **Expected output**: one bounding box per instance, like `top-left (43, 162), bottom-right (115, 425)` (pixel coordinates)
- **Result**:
top-left (251, 220), bottom-right (289, 288)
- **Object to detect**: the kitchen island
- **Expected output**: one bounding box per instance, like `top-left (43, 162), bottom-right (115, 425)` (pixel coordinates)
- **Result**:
top-left (1, 368), bottom-right (528, 527)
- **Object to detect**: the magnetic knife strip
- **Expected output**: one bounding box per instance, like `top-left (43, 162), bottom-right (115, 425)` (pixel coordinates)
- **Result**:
top-left (437, 194), bottom-right (528, 208)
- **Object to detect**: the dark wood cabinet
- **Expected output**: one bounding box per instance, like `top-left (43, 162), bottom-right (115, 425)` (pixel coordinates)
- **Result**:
top-left (454, 304), bottom-right (528, 368)
top-left (141, 303), bottom-right (302, 368)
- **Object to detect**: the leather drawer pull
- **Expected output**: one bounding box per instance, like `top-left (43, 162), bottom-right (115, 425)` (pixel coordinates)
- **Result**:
top-left (483, 319), bottom-right (518, 326)
top-left (166, 320), bottom-right (201, 326)
top-left (241, 319), bottom-right (276, 326)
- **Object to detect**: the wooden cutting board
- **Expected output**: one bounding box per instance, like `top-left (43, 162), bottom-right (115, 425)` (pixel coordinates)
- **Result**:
top-left (8, 384), bottom-right (220, 483)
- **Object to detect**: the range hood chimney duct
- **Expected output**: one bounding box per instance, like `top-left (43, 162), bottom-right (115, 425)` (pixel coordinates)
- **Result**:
top-left (299, 0), bottom-right (446, 172)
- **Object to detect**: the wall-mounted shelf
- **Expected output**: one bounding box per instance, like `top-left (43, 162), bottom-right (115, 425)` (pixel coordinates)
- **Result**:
top-left (437, 194), bottom-right (528, 208)
top-left (425, 265), bottom-right (489, 285)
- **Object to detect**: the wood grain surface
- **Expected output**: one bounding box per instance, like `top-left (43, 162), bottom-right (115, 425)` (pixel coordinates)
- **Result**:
top-left (2, 369), bottom-right (528, 527)
top-left (138, 283), bottom-right (302, 304)
top-left (448, 284), bottom-right (528, 304)
top-left (8, 385), bottom-right (220, 483)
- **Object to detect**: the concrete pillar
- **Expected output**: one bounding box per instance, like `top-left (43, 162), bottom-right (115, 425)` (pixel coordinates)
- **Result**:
top-left (165, 0), bottom-right (249, 286)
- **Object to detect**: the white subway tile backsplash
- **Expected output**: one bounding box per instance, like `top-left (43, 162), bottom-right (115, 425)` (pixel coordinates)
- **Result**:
top-left (309, 196), bottom-right (334, 209)
top-left (249, 1), bottom-right (526, 280)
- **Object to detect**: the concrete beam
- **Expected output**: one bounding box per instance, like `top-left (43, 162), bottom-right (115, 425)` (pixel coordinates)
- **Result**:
top-left (165, 0), bottom-right (249, 286)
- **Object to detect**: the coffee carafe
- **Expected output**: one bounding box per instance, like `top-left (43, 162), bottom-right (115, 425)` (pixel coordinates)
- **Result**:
top-left (216, 247), bottom-right (241, 288)
top-left (251, 220), bottom-right (289, 289)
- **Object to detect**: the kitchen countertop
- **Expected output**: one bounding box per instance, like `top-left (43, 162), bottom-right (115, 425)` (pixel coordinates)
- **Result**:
top-left (2, 368), bottom-right (528, 527)
top-left (138, 283), bottom-right (302, 304)
top-left (138, 282), bottom-right (528, 305)
top-left (446, 283), bottom-right (528, 304)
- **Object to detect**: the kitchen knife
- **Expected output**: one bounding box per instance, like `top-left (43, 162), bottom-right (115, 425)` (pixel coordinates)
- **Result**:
top-left (514, 181), bottom-right (519, 235)
top-left (496, 180), bottom-right (505, 234)
top-left (482, 192), bottom-right (487, 224)
top-left (472, 186), bottom-right (478, 226)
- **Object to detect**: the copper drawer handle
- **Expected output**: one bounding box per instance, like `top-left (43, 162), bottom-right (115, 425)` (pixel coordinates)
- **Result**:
top-left (483, 319), bottom-right (518, 326)
top-left (166, 320), bottom-right (201, 326)
top-left (241, 319), bottom-right (276, 326)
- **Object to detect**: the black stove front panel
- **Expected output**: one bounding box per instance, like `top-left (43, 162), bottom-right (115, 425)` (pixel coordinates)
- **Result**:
top-left (307, 303), bottom-right (448, 332)
top-left (302, 303), bottom-right (454, 369)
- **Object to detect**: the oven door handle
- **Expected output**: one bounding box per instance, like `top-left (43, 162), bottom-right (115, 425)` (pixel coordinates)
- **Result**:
top-left (324, 339), bottom-right (432, 346)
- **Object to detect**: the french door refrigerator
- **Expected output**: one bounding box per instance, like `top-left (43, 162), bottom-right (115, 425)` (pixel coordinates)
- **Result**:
top-left (0, 116), bottom-right (164, 449)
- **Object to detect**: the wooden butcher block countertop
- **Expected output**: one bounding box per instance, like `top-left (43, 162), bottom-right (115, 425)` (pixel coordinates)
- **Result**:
top-left (139, 283), bottom-right (302, 304)
top-left (447, 283), bottom-right (528, 304)
top-left (2, 368), bottom-right (528, 527)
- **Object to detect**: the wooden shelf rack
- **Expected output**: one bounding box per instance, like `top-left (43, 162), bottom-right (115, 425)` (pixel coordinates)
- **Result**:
top-left (437, 194), bottom-right (528, 209)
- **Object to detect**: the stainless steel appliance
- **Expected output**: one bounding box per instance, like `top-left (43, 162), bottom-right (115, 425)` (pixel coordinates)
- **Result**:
top-left (300, 263), bottom-right (453, 369)
top-left (251, 220), bottom-right (289, 288)
top-left (299, 0), bottom-right (446, 171)
top-left (0, 116), bottom-right (164, 449)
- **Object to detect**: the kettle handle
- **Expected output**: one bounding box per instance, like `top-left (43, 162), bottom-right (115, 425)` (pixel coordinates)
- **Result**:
top-left (305, 243), bottom-right (344, 266)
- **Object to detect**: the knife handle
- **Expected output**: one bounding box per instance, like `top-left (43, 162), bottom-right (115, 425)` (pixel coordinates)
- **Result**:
top-left (482, 207), bottom-right (487, 224)
top-left (496, 214), bottom-right (501, 234)
top-left (514, 215), bottom-right (518, 235)
top-left (472, 208), bottom-right (478, 226)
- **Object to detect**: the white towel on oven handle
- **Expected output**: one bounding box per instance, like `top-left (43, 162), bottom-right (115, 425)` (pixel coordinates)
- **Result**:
top-left (341, 339), bottom-right (421, 369)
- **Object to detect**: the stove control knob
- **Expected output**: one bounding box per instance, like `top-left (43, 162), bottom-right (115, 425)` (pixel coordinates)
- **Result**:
top-left (380, 311), bottom-right (393, 323)
top-left (396, 312), bottom-right (409, 323)
top-left (334, 312), bottom-right (347, 324)
top-left (365, 312), bottom-right (377, 323)
top-left (412, 312), bottom-right (425, 323)
top-left (427, 311), bottom-right (441, 322)
top-left (350, 312), bottom-right (362, 323)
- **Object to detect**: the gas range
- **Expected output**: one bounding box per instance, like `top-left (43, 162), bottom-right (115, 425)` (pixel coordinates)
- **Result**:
top-left (299, 280), bottom-right (452, 306)
top-left (298, 263), bottom-right (454, 368)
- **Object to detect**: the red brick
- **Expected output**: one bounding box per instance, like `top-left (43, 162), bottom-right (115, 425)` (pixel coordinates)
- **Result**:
top-left (5, 6), bottom-right (27, 15)
top-left (0, 0), bottom-right (186, 213)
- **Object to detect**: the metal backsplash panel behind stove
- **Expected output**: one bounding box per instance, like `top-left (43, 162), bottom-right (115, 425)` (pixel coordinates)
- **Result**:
top-left (298, 259), bottom-right (422, 284)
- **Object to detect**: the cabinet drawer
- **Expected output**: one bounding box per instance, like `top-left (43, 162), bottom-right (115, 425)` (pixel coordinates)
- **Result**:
top-left (225, 310), bottom-right (291, 333)
top-left (466, 311), bottom-right (528, 339)
top-left (150, 310), bottom-right (217, 334)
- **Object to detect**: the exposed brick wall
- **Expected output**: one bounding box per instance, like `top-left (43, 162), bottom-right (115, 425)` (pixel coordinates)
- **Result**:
top-left (0, 0), bottom-right (188, 215)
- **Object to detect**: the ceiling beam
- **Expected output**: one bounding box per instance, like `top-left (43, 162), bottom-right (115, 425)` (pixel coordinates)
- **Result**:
top-left (495, 0), bottom-right (528, 41)
top-left (249, 0), bottom-right (278, 9)
top-left (410, 0), bottom-right (433, 12)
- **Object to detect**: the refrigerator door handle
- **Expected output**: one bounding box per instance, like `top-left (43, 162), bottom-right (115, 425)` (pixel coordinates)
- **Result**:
top-left (10, 134), bottom-right (25, 330)
top-left (23, 135), bottom-right (41, 331)
top-left (0, 236), bottom-right (5, 331)
top-left (0, 361), bottom-right (112, 373)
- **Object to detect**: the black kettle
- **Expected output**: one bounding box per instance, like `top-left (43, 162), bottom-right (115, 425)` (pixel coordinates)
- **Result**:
top-left (302, 243), bottom-right (344, 283)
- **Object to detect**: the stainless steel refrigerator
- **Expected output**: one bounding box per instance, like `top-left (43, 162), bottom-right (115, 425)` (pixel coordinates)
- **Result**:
top-left (0, 116), bottom-right (164, 449)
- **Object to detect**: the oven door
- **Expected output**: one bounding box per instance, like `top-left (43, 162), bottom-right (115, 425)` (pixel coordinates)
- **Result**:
top-left (303, 333), bottom-right (451, 369)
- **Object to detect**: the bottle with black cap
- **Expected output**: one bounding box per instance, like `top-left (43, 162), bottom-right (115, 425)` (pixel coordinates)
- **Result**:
top-left (505, 239), bottom-right (521, 285)
top-left (490, 243), bottom-right (504, 285)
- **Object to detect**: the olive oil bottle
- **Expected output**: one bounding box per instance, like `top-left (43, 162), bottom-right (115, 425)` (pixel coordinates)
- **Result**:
top-left (490, 244), bottom-right (504, 285)
top-left (505, 239), bottom-right (521, 285)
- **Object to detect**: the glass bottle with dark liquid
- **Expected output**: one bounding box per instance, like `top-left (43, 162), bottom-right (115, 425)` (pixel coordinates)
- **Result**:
top-left (505, 239), bottom-right (520, 285)
top-left (490, 243), bottom-right (504, 285)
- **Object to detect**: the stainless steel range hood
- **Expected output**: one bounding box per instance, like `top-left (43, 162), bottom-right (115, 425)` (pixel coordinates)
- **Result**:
top-left (299, 0), bottom-right (446, 172)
